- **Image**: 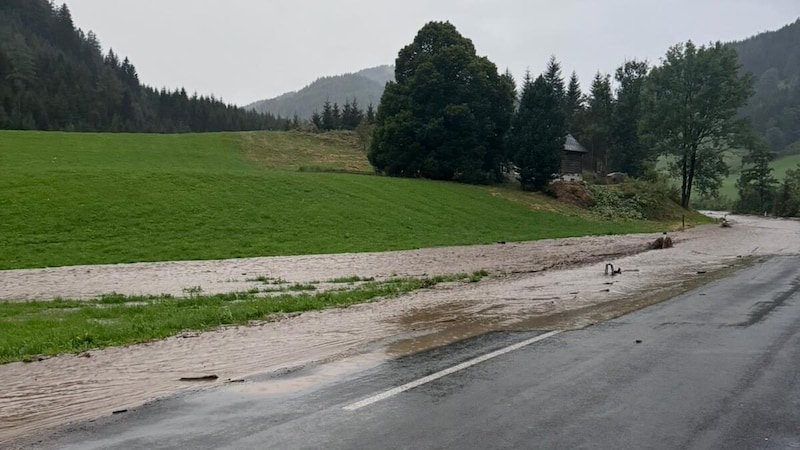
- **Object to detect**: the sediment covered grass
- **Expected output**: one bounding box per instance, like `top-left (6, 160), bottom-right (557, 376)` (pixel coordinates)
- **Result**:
top-left (0, 272), bottom-right (486, 364)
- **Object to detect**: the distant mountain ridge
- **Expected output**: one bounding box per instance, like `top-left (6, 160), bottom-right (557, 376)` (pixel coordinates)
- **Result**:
top-left (247, 65), bottom-right (394, 119)
top-left (732, 18), bottom-right (800, 154)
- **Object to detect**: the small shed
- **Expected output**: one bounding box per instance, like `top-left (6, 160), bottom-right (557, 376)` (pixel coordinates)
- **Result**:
top-left (561, 134), bottom-right (588, 180)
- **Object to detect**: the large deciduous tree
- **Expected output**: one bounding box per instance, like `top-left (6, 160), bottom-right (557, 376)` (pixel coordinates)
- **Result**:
top-left (369, 21), bottom-right (515, 184)
top-left (509, 73), bottom-right (566, 191)
top-left (641, 41), bottom-right (754, 208)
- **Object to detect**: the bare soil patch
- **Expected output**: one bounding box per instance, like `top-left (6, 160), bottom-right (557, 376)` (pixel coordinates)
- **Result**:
top-left (549, 181), bottom-right (595, 208)
top-left (1, 213), bottom-right (798, 446)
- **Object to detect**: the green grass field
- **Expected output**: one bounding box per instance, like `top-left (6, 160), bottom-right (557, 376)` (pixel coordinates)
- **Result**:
top-left (1, 130), bottom-right (679, 270)
top-left (659, 151), bottom-right (800, 207)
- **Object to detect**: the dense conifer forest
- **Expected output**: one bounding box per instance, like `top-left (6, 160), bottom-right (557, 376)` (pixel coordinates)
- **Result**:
top-left (0, 0), bottom-right (288, 132)
top-left (733, 19), bottom-right (800, 155)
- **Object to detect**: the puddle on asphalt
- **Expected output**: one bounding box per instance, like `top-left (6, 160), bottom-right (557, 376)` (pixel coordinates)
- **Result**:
top-left (226, 351), bottom-right (389, 395)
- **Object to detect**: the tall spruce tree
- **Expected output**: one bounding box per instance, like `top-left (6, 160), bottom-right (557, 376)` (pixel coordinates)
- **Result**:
top-left (369, 21), bottom-right (515, 184)
top-left (321, 100), bottom-right (335, 130)
top-left (366, 103), bottom-right (375, 124)
top-left (311, 110), bottom-right (323, 129)
top-left (565, 71), bottom-right (583, 133)
top-left (503, 68), bottom-right (518, 105)
top-left (585, 72), bottom-right (613, 173)
top-left (509, 72), bottom-right (566, 191)
top-left (610, 60), bottom-right (649, 176)
top-left (332, 102), bottom-right (341, 129)
top-left (544, 56), bottom-right (566, 103)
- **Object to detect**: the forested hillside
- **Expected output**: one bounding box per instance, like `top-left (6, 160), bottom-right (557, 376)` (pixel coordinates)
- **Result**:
top-left (733, 18), bottom-right (800, 155)
top-left (0, 0), bottom-right (288, 132)
top-left (247, 66), bottom-right (394, 119)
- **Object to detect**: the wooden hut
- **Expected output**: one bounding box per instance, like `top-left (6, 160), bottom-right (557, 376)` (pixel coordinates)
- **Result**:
top-left (561, 134), bottom-right (588, 181)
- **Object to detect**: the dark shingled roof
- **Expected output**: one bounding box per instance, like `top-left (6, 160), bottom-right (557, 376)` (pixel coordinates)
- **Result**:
top-left (564, 134), bottom-right (588, 153)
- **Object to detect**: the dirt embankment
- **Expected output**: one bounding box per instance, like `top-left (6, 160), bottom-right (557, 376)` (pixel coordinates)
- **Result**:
top-left (1, 213), bottom-right (798, 447)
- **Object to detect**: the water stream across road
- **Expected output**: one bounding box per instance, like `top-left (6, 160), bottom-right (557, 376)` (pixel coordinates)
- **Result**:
top-left (1, 214), bottom-right (798, 446)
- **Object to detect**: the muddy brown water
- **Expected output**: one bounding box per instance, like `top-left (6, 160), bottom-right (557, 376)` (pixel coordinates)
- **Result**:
top-left (1, 213), bottom-right (799, 446)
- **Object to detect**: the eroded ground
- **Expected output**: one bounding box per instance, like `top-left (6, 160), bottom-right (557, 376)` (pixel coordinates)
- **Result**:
top-left (1, 213), bottom-right (798, 447)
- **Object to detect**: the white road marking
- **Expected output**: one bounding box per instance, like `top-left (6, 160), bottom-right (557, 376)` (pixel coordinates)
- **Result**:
top-left (343, 330), bottom-right (562, 411)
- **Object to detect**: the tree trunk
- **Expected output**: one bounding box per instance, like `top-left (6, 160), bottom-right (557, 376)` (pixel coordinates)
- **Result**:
top-left (684, 149), bottom-right (698, 209)
top-left (680, 152), bottom-right (689, 208)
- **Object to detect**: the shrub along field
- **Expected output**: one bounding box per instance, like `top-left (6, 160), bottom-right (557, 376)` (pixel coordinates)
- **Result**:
top-left (1, 130), bottom-right (690, 270)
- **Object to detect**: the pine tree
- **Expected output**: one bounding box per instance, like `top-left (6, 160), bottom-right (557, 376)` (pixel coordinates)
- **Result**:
top-left (311, 110), bottom-right (323, 129)
top-left (321, 100), bottom-right (334, 130)
top-left (610, 60), bottom-right (649, 176)
top-left (366, 103), bottom-right (375, 124)
top-left (349, 97), bottom-right (364, 128)
top-left (586, 72), bottom-right (613, 174)
top-left (342, 99), bottom-right (353, 129)
top-left (565, 71), bottom-right (583, 132)
top-left (544, 56), bottom-right (565, 104)
top-left (332, 102), bottom-right (341, 130)
top-left (509, 72), bottom-right (566, 191)
top-left (502, 68), bottom-right (518, 105)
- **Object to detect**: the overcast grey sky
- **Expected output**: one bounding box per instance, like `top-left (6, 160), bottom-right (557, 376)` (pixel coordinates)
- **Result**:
top-left (65, 0), bottom-right (800, 106)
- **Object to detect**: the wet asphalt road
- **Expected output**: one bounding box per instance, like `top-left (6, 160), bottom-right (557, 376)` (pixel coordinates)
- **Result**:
top-left (36, 256), bottom-right (800, 450)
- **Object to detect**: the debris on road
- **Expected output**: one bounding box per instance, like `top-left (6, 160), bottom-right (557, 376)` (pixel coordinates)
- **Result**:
top-left (178, 375), bottom-right (219, 382)
top-left (605, 263), bottom-right (622, 276)
top-left (651, 234), bottom-right (673, 249)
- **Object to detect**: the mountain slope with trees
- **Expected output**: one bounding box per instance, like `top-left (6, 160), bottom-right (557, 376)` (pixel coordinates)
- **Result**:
top-left (246, 66), bottom-right (394, 120)
top-left (0, 0), bottom-right (286, 132)
top-left (733, 18), bottom-right (800, 155)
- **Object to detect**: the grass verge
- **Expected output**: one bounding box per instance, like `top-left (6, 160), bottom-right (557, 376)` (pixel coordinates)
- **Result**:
top-left (0, 271), bottom-right (487, 364)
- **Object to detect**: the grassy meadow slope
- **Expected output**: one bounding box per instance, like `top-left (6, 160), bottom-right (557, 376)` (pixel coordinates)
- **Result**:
top-left (714, 153), bottom-right (800, 201)
top-left (1, 130), bottom-right (674, 270)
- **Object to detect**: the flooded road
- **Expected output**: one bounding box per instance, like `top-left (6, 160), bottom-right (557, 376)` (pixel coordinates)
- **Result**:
top-left (26, 254), bottom-right (800, 450)
top-left (1, 214), bottom-right (798, 447)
